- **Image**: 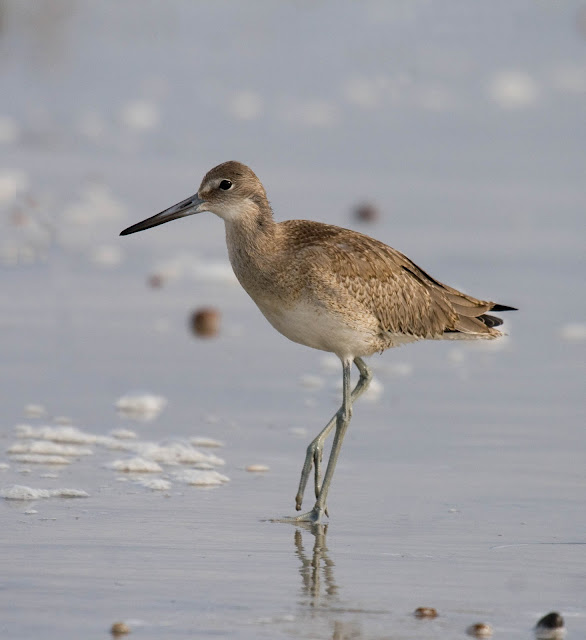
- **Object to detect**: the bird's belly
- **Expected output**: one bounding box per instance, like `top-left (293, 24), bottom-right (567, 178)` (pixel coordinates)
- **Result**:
top-left (254, 298), bottom-right (377, 358)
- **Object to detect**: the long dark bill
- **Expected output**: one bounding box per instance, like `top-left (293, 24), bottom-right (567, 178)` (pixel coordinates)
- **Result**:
top-left (120, 194), bottom-right (203, 236)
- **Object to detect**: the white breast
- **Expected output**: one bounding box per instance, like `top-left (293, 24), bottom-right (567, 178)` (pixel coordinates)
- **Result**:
top-left (254, 297), bottom-right (377, 359)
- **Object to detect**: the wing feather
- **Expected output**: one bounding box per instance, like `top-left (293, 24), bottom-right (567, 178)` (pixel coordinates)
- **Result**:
top-left (281, 220), bottom-right (506, 339)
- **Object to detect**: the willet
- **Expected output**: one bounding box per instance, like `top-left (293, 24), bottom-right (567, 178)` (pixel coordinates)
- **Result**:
top-left (120, 161), bottom-right (516, 523)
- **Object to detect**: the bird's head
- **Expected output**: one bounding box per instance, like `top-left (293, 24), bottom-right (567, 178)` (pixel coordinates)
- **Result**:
top-left (120, 161), bottom-right (270, 236)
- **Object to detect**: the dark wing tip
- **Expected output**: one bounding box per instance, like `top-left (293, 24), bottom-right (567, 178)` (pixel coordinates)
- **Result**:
top-left (479, 314), bottom-right (504, 328)
top-left (491, 303), bottom-right (517, 312)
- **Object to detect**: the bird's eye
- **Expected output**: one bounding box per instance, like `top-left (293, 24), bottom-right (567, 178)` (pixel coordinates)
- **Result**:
top-left (219, 180), bottom-right (233, 191)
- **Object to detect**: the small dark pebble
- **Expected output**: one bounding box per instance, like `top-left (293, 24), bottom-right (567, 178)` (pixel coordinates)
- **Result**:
top-left (190, 307), bottom-right (221, 338)
top-left (110, 621), bottom-right (130, 636)
top-left (414, 606), bottom-right (438, 619)
top-left (148, 274), bottom-right (164, 288)
top-left (467, 622), bottom-right (493, 638)
top-left (536, 612), bottom-right (565, 639)
top-left (353, 202), bottom-right (379, 223)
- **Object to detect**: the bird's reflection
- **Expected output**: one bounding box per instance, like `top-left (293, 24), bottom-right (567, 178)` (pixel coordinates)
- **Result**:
top-left (293, 523), bottom-right (365, 638)
top-left (289, 523), bottom-right (372, 639)
top-left (294, 522), bottom-right (337, 606)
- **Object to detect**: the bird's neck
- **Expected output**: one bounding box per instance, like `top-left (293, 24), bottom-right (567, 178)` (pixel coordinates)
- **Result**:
top-left (224, 199), bottom-right (277, 256)
top-left (224, 200), bottom-right (280, 295)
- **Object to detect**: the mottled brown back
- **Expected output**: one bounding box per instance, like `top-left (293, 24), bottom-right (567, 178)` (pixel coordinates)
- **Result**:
top-left (277, 220), bottom-right (503, 339)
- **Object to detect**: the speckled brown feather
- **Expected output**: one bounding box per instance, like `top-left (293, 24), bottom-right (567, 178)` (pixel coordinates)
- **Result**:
top-left (271, 220), bottom-right (502, 340)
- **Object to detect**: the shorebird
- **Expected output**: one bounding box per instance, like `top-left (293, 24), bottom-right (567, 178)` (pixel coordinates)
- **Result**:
top-left (120, 161), bottom-right (515, 523)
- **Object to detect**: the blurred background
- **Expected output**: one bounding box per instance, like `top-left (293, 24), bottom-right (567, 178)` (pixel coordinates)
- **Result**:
top-left (1, 2), bottom-right (585, 639)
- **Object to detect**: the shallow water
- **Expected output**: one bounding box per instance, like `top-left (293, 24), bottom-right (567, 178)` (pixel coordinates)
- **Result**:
top-left (1, 2), bottom-right (585, 638)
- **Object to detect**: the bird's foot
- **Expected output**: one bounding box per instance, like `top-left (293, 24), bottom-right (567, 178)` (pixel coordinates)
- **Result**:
top-left (295, 492), bottom-right (328, 519)
top-left (271, 505), bottom-right (326, 524)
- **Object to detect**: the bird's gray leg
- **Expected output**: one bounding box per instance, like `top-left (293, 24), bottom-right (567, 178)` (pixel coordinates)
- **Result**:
top-left (294, 357), bottom-right (372, 513)
top-left (313, 357), bottom-right (372, 502)
top-left (296, 357), bottom-right (372, 509)
top-left (280, 357), bottom-right (367, 523)
top-left (310, 358), bottom-right (353, 519)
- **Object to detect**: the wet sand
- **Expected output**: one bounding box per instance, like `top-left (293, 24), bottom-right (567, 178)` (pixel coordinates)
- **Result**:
top-left (1, 2), bottom-right (585, 638)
